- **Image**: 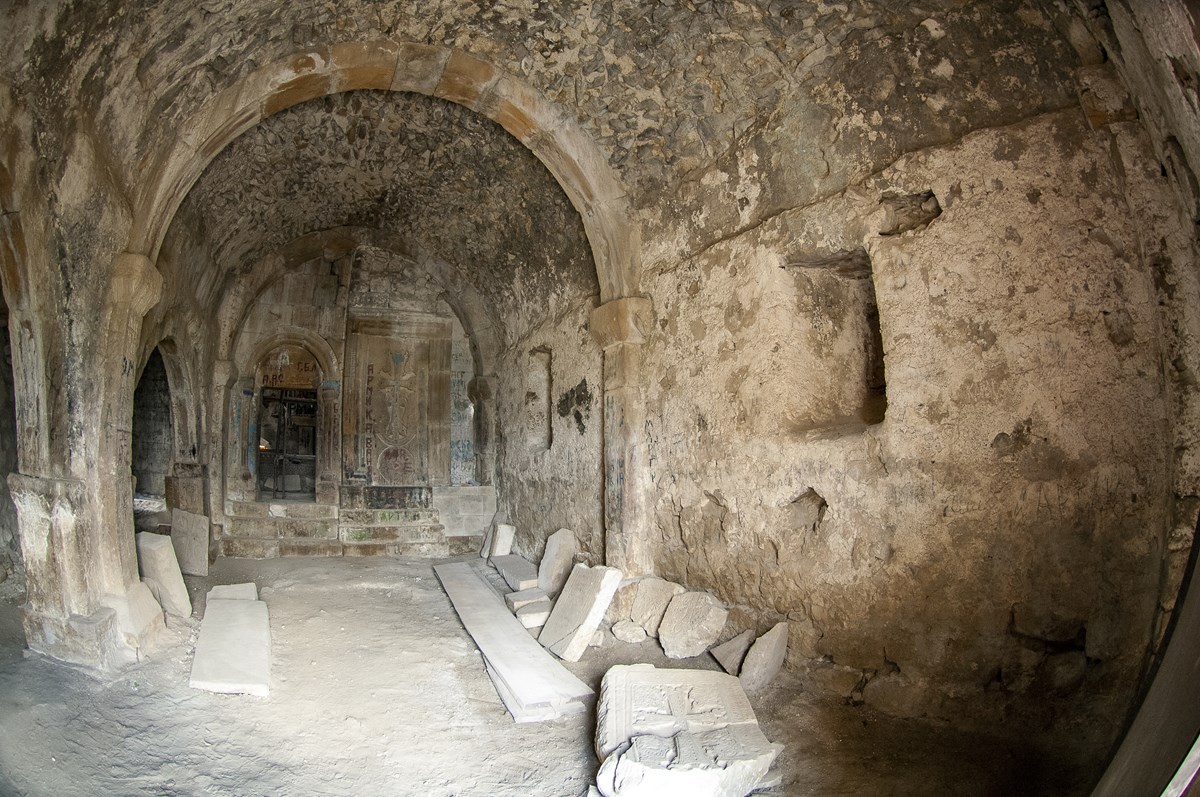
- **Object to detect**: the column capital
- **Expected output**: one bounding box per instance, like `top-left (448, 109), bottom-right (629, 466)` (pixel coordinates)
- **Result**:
top-left (110, 253), bottom-right (163, 317)
top-left (589, 296), bottom-right (654, 349)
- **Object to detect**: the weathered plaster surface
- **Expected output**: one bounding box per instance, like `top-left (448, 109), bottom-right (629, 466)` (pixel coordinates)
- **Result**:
top-left (0, 0), bottom-right (1196, 750)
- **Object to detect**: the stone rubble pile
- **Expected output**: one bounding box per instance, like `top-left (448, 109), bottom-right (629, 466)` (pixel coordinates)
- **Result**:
top-left (448, 518), bottom-right (794, 796)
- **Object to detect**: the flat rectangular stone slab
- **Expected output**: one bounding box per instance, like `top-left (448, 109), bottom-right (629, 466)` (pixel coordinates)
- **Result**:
top-left (539, 563), bottom-right (622, 662)
top-left (208, 583), bottom-right (258, 601)
top-left (190, 599), bottom-right (270, 697)
top-left (170, 508), bottom-right (209, 577)
top-left (136, 532), bottom-right (192, 618)
top-left (537, 528), bottom-right (576, 597)
top-left (489, 523), bottom-right (516, 557)
top-left (434, 562), bottom-right (592, 723)
top-left (505, 587), bottom-right (548, 612)
top-left (595, 663), bottom-right (763, 759)
top-left (490, 554), bottom-right (538, 591)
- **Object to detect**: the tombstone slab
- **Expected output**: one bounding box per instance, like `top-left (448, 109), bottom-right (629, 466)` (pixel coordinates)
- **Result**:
top-left (710, 630), bottom-right (755, 676)
top-left (539, 564), bottom-right (623, 662)
top-left (136, 532), bottom-right (193, 618)
top-left (537, 528), bottom-right (576, 597)
top-left (491, 554), bottom-right (539, 591)
top-left (489, 523), bottom-right (516, 557)
top-left (630, 577), bottom-right (685, 638)
top-left (434, 562), bottom-right (592, 722)
top-left (594, 664), bottom-right (782, 797)
top-left (505, 586), bottom-right (548, 612)
top-left (170, 508), bottom-right (210, 577)
top-left (739, 622), bottom-right (788, 692)
top-left (209, 582), bottom-right (259, 601)
top-left (189, 599), bottom-right (271, 697)
top-left (658, 592), bottom-right (727, 659)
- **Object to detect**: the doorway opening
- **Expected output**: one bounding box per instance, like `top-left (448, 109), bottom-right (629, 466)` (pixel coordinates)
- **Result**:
top-left (131, 347), bottom-right (173, 531)
top-left (256, 345), bottom-right (320, 502)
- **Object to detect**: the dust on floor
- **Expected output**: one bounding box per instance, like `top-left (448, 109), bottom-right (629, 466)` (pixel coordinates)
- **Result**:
top-left (0, 556), bottom-right (1100, 796)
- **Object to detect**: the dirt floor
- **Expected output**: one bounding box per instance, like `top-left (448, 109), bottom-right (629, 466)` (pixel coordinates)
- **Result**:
top-left (0, 555), bottom-right (1103, 796)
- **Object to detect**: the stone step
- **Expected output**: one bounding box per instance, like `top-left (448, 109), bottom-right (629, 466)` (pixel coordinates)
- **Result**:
top-left (225, 500), bottom-right (339, 520)
top-left (339, 524), bottom-right (445, 544)
top-left (339, 508), bottom-right (440, 526)
top-left (448, 534), bottom-right (484, 556)
top-left (343, 540), bottom-right (450, 557)
top-left (224, 517), bottom-right (338, 540)
top-left (220, 537), bottom-right (449, 558)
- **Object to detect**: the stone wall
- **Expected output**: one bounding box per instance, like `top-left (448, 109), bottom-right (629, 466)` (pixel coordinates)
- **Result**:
top-left (0, 0), bottom-right (1197, 738)
top-left (639, 109), bottom-right (1177, 733)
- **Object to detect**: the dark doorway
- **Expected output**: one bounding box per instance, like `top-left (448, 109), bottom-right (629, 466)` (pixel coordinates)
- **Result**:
top-left (257, 387), bottom-right (318, 500)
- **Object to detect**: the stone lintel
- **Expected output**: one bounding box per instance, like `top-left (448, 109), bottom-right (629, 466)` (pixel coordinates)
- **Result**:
top-left (590, 297), bottom-right (653, 349)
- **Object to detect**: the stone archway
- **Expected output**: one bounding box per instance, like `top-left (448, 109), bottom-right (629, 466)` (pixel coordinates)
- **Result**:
top-left (125, 44), bottom-right (651, 578)
top-left (128, 43), bottom-right (640, 303)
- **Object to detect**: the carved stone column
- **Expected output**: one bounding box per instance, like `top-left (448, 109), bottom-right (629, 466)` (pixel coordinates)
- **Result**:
top-left (81, 253), bottom-right (166, 660)
top-left (590, 297), bottom-right (654, 576)
top-left (316, 378), bottom-right (341, 505)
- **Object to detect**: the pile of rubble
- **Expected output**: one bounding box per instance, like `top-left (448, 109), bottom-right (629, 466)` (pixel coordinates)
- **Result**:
top-left (437, 523), bottom-right (789, 797)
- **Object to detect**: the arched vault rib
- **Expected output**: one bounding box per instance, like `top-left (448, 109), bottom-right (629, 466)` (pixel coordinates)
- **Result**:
top-left (129, 42), bottom-right (640, 303)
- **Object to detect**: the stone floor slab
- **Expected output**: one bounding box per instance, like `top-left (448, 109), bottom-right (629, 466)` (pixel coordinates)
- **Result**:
top-left (209, 582), bottom-right (259, 601)
top-left (189, 599), bottom-right (271, 697)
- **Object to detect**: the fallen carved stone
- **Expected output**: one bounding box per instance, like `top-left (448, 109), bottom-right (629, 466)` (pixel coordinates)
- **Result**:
top-left (539, 563), bottom-right (622, 662)
top-left (658, 592), bottom-right (727, 659)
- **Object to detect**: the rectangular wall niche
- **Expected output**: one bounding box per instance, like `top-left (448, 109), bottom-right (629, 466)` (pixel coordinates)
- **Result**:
top-left (526, 347), bottom-right (552, 452)
top-left (785, 246), bottom-right (887, 429)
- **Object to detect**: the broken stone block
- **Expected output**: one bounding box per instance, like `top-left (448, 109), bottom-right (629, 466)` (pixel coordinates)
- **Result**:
top-left (605, 577), bottom-right (642, 625)
top-left (596, 728), bottom-right (781, 797)
top-left (630, 577), bottom-right (685, 638)
top-left (539, 563), bottom-right (623, 662)
top-left (658, 592), bottom-right (727, 659)
top-left (537, 527), bottom-right (576, 597)
top-left (591, 629), bottom-right (606, 648)
top-left (613, 620), bottom-right (648, 644)
top-left (516, 598), bottom-right (553, 629)
top-left (170, 508), bottom-right (210, 577)
top-left (489, 523), bottom-right (516, 557)
top-left (594, 664), bottom-right (782, 797)
top-left (491, 554), bottom-right (538, 591)
top-left (135, 532), bottom-right (192, 618)
top-left (208, 582), bottom-right (258, 601)
top-left (710, 629), bottom-right (755, 676)
top-left (739, 622), bottom-right (788, 692)
top-left (189, 599), bottom-right (270, 697)
top-left (505, 586), bottom-right (548, 612)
